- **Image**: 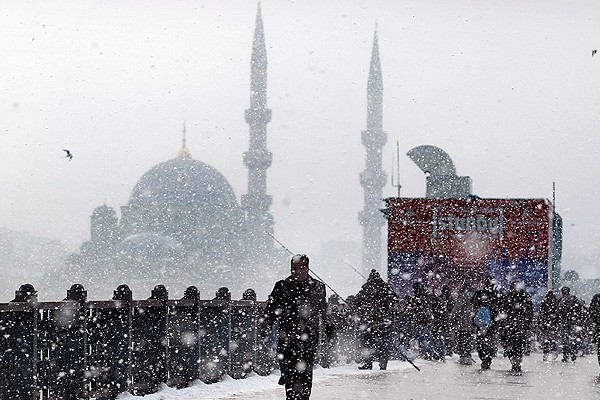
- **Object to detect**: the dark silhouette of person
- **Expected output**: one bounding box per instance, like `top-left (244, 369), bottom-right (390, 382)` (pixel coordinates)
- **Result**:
top-left (557, 286), bottom-right (583, 362)
top-left (588, 293), bottom-right (600, 373)
top-left (502, 280), bottom-right (533, 373)
top-left (538, 290), bottom-right (559, 361)
top-left (262, 254), bottom-right (327, 400)
top-left (352, 269), bottom-right (399, 369)
top-left (430, 285), bottom-right (453, 360)
top-left (451, 281), bottom-right (475, 365)
top-left (408, 281), bottom-right (434, 360)
top-left (472, 276), bottom-right (502, 370)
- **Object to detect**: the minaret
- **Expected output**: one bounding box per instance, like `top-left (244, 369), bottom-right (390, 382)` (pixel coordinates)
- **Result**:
top-left (242, 3), bottom-right (274, 259)
top-left (359, 29), bottom-right (387, 272)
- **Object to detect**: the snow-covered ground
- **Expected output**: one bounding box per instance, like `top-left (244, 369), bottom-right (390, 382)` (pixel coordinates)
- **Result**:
top-left (117, 362), bottom-right (415, 400)
top-left (118, 354), bottom-right (600, 400)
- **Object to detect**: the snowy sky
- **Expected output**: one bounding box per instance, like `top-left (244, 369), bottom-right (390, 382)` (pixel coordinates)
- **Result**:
top-left (2, 1), bottom-right (600, 277)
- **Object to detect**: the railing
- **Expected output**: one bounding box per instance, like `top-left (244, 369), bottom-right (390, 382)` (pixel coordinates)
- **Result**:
top-left (0, 287), bottom-right (280, 400)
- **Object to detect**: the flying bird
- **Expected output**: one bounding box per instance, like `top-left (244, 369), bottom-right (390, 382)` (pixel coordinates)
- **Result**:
top-left (593, 49), bottom-right (597, 56)
top-left (63, 149), bottom-right (73, 161)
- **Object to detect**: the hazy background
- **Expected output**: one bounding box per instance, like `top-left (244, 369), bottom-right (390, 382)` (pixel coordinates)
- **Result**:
top-left (2, 0), bottom-right (600, 298)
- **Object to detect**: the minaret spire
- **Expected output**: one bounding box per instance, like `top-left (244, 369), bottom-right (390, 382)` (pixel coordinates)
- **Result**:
top-left (367, 29), bottom-right (383, 131)
top-left (242, 3), bottom-right (274, 260)
top-left (177, 120), bottom-right (192, 158)
top-left (359, 27), bottom-right (387, 273)
top-left (250, 2), bottom-right (267, 110)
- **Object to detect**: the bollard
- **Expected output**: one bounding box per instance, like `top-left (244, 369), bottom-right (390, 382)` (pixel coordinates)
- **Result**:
top-left (129, 285), bottom-right (169, 396)
top-left (167, 286), bottom-right (201, 388)
top-left (229, 297), bottom-right (257, 379)
top-left (2, 284), bottom-right (38, 400)
top-left (199, 291), bottom-right (230, 384)
top-left (85, 284), bottom-right (133, 399)
top-left (62, 284), bottom-right (87, 400)
top-left (36, 284), bottom-right (87, 400)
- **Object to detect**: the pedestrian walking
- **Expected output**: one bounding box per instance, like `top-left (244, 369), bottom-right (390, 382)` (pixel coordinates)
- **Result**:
top-left (431, 286), bottom-right (453, 360)
top-left (588, 293), bottom-right (600, 374)
top-left (342, 295), bottom-right (362, 364)
top-left (538, 290), bottom-right (560, 361)
top-left (320, 294), bottom-right (343, 368)
top-left (408, 282), bottom-right (435, 360)
top-left (502, 280), bottom-right (534, 373)
top-left (352, 269), bottom-right (399, 370)
top-left (575, 299), bottom-right (591, 357)
top-left (557, 286), bottom-right (583, 362)
top-left (472, 276), bottom-right (501, 370)
top-left (439, 285), bottom-right (456, 356)
top-left (451, 281), bottom-right (475, 365)
top-left (262, 254), bottom-right (328, 400)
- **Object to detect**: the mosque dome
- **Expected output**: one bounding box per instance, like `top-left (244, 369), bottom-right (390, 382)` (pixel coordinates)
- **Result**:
top-left (119, 150), bottom-right (245, 257)
top-left (128, 156), bottom-right (238, 211)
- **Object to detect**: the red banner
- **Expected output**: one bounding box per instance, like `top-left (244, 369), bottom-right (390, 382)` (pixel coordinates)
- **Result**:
top-left (387, 197), bottom-right (553, 303)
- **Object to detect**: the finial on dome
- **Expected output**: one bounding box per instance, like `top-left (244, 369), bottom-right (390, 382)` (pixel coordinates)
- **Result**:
top-left (177, 120), bottom-right (192, 158)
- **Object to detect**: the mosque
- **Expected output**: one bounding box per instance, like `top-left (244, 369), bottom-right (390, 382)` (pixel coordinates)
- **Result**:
top-left (53, 5), bottom-right (389, 300)
top-left (62, 132), bottom-right (278, 299)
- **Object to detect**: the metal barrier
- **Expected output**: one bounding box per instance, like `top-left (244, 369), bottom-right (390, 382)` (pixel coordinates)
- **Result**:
top-left (0, 285), bottom-right (280, 400)
top-left (0, 302), bottom-right (36, 400)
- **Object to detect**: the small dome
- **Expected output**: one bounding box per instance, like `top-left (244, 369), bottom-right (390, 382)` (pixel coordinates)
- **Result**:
top-left (92, 204), bottom-right (116, 218)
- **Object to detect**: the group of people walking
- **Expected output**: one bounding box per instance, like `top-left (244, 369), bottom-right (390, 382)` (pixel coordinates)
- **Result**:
top-left (260, 253), bottom-right (600, 400)
top-left (348, 276), bottom-right (600, 374)
top-left (539, 286), bottom-right (600, 364)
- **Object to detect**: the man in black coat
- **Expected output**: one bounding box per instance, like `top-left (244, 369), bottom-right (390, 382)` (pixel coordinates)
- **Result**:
top-left (262, 254), bottom-right (328, 400)
top-left (538, 290), bottom-right (559, 361)
top-left (557, 286), bottom-right (583, 362)
top-left (502, 280), bottom-right (534, 373)
top-left (472, 276), bottom-right (501, 370)
top-left (352, 269), bottom-right (399, 369)
top-left (437, 285), bottom-right (455, 357)
top-left (588, 293), bottom-right (600, 373)
top-left (408, 282), bottom-right (435, 360)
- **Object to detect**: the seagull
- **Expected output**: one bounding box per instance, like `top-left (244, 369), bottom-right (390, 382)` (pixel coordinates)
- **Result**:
top-left (593, 49), bottom-right (597, 56)
top-left (63, 149), bottom-right (73, 161)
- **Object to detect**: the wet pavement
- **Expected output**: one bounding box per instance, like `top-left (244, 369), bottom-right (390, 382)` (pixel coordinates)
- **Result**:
top-left (204, 353), bottom-right (600, 400)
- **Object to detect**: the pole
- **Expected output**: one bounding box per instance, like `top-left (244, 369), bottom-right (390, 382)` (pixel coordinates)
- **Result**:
top-left (265, 231), bottom-right (348, 304)
top-left (341, 259), bottom-right (368, 281)
top-left (391, 140), bottom-right (402, 197)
